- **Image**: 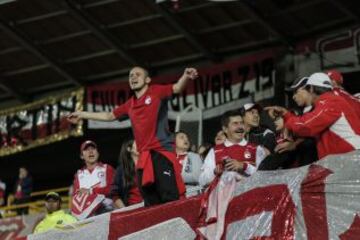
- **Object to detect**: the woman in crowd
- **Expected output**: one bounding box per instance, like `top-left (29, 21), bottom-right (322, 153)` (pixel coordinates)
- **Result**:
top-left (111, 140), bottom-right (143, 208)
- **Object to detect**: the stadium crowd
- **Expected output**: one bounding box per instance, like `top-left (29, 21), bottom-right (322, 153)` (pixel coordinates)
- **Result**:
top-left (2, 67), bottom-right (360, 235)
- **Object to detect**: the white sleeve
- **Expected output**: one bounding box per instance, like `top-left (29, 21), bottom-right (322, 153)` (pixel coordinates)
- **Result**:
top-left (198, 148), bottom-right (216, 187)
top-left (244, 146), bottom-right (266, 176)
top-left (181, 153), bottom-right (203, 184)
top-left (0, 181), bottom-right (5, 191)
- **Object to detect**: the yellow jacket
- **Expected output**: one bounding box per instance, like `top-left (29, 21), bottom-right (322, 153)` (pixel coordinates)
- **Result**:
top-left (34, 210), bottom-right (77, 234)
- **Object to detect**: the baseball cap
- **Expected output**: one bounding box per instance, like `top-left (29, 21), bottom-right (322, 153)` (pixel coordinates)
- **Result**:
top-left (80, 140), bottom-right (97, 151)
top-left (326, 70), bottom-right (343, 85)
top-left (306, 72), bottom-right (333, 89)
top-left (45, 192), bottom-right (61, 201)
top-left (240, 103), bottom-right (262, 116)
top-left (286, 77), bottom-right (308, 92)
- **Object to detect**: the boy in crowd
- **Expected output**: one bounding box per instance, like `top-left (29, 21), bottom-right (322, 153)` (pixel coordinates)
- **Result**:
top-left (175, 131), bottom-right (203, 185)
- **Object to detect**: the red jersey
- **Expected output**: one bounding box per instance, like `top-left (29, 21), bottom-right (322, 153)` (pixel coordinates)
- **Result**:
top-left (127, 178), bottom-right (143, 205)
top-left (333, 87), bottom-right (360, 120)
top-left (112, 84), bottom-right (174, 152)
top-left (176, 153), bottom-right (187, 167)
top-left (214, 141), bottom-right (258, 172)
top-left (73, 162), bottom-right (115, 197)
top-left (284, 92), bottom-right (360, 159)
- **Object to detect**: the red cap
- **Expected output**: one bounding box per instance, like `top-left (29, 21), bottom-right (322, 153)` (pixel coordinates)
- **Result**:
top-left (326, 70), bottom-right (343, 85)
top-left (80, 140), bottom-right (97, 151)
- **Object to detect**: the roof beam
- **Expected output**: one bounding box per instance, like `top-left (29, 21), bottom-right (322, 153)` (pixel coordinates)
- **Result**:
top-left (0, 46), bottom-right (22, 55)
top-left (152, 2), bottom-right (219, 62)
top-left (82, 0), bottom-right (118, 8)
top-left (328, 0), bottom-right (360, 22)
top-left (267, 0), bottom-right (324, 18)
top-left (237, 0), bottom-right (294, 49)
top-left (198, 19), bottom-right (253, 34)
top-left (106, 14), bottom-right (162, 29)
top-left (0, 20), bottom-right (82, 86)
top-left (38, 30), bottom-right (91, 45)
top-left (3, 64), bottom-right (49, 76)
top-left (300, 19), bottom-right (354, 39)
top-left (63, 49), bottom-right (117, 64)
top-left (28, 81), bottom-right (74, 95)
top-left (83, 68), bottom-right (130, 82)
top-left (15, 10), bottom-right (68, 25)
top-left (64, 0), bottom-right (141, 66)
top-left (0, 77), bottom-right (30, 103)
top-left (129, 34), bottom-right (184, 49)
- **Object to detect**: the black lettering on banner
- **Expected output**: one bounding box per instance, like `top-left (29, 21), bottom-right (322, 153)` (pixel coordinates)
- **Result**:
top-left (171, 94), bottom-right (180, 112)
top-left (182, 90), bottom-right (190, 110)
top-left (211, 74), bottom-right (222, 106)
top-left (198, 75), bottom-right (210, 108)
top-left (55, 96), bottom-right (76, 132)
top-left (27, 107), bottom-right (42, 140)
top-left (109, 90), bottom-right (115, 107)
top-left (171, 80), bottom-right (180, 111)
top-left (46, 105), bottom-right (53, 136)
top-left (254, 62), bottom-right (261, 91)
top-left (261, 58), bottom-right (274, 90)
top-left (237, 65), bottom-right (250, 99)
top-left (193, 79), bottom-right (199, 108)
top-left (6, 115), bottom-right (27, 146)
top-left (100, 91), bottom-right (110, 111)
top-left (99, 91), bottom-right (106, 111)
top-left (222, 70), bottom-right (233, 102)
top-left (91, 91), bottom-right (99, 112)
top-left (116, 90), bottom-right (127, 106)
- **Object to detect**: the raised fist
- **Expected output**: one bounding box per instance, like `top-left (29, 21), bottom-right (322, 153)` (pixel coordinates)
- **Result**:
top-left (183, 68), bottom-right (198, 80)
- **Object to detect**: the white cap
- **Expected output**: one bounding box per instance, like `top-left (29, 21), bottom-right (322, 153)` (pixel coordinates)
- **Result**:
top-left (240, 103), bottom-right (262, 116)
top-left (306, 72), bottom-right (333, 89)
top-left (288, 77), bottom-right (308, 91)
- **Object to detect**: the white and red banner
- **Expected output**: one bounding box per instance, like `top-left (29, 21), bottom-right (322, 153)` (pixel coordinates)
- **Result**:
top-left (86, 49), bottom-right (278, 129)
top-left (71, 192), bottom-right (105, 220)
top-left (23, 150), bottom-right (360, 240)
top-left (0, 213), bottom-right (44, 240)
top-left (0, 89), bottom-right (84, 156)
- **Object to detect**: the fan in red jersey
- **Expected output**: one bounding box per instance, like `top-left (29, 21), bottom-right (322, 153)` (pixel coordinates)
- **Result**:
top-left (71, 140), bottom-right (115, 220)
top-left (326, 69), bottom-right (360, 120)
top-left (68, 66), bottom-right (198, 206)
top-left (199, 110), bottom-right (266, 187)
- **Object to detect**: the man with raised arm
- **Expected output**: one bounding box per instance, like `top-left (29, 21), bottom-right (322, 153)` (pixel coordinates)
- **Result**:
top-left (68, 66), bottom-right (198, 206)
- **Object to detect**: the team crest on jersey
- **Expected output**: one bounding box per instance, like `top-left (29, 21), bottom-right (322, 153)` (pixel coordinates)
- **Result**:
top-left (145, 96), bottom-right (152, 105)
top-left (244, 149), bottom-right (252, 159)
top-left (97, 171), bottom-right (105, 178)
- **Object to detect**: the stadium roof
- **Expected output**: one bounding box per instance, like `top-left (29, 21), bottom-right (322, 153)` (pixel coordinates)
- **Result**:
top-left (0, 0), bottom-right (358, 104)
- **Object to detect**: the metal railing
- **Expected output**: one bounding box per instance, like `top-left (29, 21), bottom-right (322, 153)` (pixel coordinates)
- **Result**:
top-left (0, 187), bottom-right (70, 218)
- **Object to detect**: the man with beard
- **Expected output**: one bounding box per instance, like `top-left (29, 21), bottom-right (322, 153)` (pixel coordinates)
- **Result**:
top-left (68, 66), bottom-right (198, 206)
top-left (199, 110), bottom-right (266, 187)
